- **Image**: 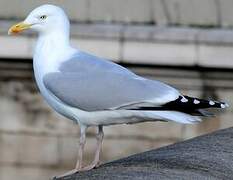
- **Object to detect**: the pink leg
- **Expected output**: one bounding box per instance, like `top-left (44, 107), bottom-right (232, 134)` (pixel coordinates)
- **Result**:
top-left (82, 126), bottom-right (104, 171)
top-left (55, 126), bottom-right (104, 178)
top-left (55, 125), bottom-right (87, 178)
top-left (75, 126), bottom-right (87, 169)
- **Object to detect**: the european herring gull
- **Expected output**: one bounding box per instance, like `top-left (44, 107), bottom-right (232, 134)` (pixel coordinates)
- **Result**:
top-left (8, 4), bottom-right (229, 178)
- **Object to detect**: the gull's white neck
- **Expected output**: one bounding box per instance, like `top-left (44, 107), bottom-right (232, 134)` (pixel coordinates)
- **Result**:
top-left (33, 29), bottom-right (76, 100)
top-left (32, 29), bottom-right (78, 119)
top-left (33, 30), bottom-right (76, 77)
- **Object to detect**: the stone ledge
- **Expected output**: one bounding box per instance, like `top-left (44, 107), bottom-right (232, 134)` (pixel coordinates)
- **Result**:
top-left (2, 20), bottom-right (233, 44)
top-left (55, 127), bottom-right (233, 180)
top-left (2, 20), bottom-right (233, 67)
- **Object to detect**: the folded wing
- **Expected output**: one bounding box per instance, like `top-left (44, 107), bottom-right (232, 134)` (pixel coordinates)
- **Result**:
top-left (43, 52), bottom-right (180, 111)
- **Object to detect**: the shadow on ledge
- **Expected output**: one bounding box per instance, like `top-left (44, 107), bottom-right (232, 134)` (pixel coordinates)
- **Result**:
top-left (55, 127), bottom-right (233, 180)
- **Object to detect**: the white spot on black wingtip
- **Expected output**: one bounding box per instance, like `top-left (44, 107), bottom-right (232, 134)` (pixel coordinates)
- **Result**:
top-left (194, 99), bottom-right (200, 104)
top-left (209, 101), bottom-right (215, 106)
top-left (181, 97), bottom-right (188, 103)
top-left (221, 104), bottom-right (226, 108)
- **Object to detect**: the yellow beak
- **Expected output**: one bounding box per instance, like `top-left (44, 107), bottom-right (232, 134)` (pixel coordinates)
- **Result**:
top-left (8, 22), bottom-right (32, 35)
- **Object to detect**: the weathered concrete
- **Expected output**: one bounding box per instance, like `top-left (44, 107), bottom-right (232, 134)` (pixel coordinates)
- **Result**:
top-left (219, 0), bottom-right (233, 27)
top-left (55, 127), bottom-right (233, 180)
top-left (2, 0), bottom-right (233, 27)
top-left (164, 0), bottom-right (218, 26)
top-left (0, 0), bottom-right (89, 22)
top-left (0, 133), bottom-right (59, 166)
top-left (3, 20), bottom-right (233, 67)
top-left (198, 45), bottom-right (233, 67)
top-left (89, 0), bottom-right (152, 23)
top-left (122, 41), bottom-right (197, 65)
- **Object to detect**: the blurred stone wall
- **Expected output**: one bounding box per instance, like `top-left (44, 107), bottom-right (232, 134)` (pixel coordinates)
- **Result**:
top-left (1, 0), bottom-right (233, 27)
top-left (0, 1), bottom-right (233, 180)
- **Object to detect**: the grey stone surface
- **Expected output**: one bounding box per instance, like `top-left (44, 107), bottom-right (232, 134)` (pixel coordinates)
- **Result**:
top-left (0, 133), bottom-right (59, 166)
top-left (55, 127), bottom-right (233, 180)
top-left (89, 0), bottom-right (152, 23)
top-left (3, 19), bottom-right (233, 44)
top-left (198, 44), bottom-right (233, 67)
top-left (153, 0), bottom-right (169, 25)
top-left (71, 24), bottom-right (123, 40)
top-left (219, 0), bottom-right (233, 27)
top-left (4, 19), bottom-right (233, 44)
top-left (159, 0), bottom-right (218, 26)
top-left (197, 29), bottom-right (233, 45)
top-left (123, 26), bottom-right (198, 43)
top-left (3, 20), bottom-right (233, 67)
top-left (122, 41), bottom-right (197, 65)
top-left (2, 0), bottom-right (233, 27)
top-left (0, 0), bottom-right (89, 22)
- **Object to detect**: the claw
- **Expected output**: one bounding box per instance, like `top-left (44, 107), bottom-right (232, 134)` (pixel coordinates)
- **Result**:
top-left (81, 162), bottom-right (101, 171)
top-left (53, 169), bottom-right (80, 179)
top-left (53, 163), bottom-right (101, 179)
top-left (54, 126), bottom-right (103, 179)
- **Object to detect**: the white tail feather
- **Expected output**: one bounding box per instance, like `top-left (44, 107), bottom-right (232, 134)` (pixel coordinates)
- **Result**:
top-left (144, 111), bottom-right (202, 124)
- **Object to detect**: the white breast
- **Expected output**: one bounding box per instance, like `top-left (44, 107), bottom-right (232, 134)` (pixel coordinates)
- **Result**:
top-left (32, 33), bottom-right (78, 121)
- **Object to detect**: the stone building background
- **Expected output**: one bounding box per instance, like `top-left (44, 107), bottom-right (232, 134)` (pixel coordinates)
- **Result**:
top-left (0, 0), bottom-right (233, 179)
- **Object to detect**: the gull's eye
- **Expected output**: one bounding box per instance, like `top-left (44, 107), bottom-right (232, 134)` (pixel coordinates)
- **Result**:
top-left (39, 15), bottom-right (47, 20)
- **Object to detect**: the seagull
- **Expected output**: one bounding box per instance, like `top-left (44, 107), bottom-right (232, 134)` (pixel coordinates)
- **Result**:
top-left (8, 4), bottom-right (229, 178)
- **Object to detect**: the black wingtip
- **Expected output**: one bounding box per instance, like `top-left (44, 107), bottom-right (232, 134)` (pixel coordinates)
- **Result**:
top-left (127, 95), bottom-right (229, 116)
top-left (220, 102), bottom-right (229, 109)
top-left (182, 96), bottom-right (229, 109)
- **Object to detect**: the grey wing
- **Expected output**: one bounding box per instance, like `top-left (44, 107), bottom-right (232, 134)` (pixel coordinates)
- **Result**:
top-left (43, 51), bottom-right (180, 111)
top-left (60, 51), bottom-right (138, 76)
top-left (43, 71), bottom-right (180, 111)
